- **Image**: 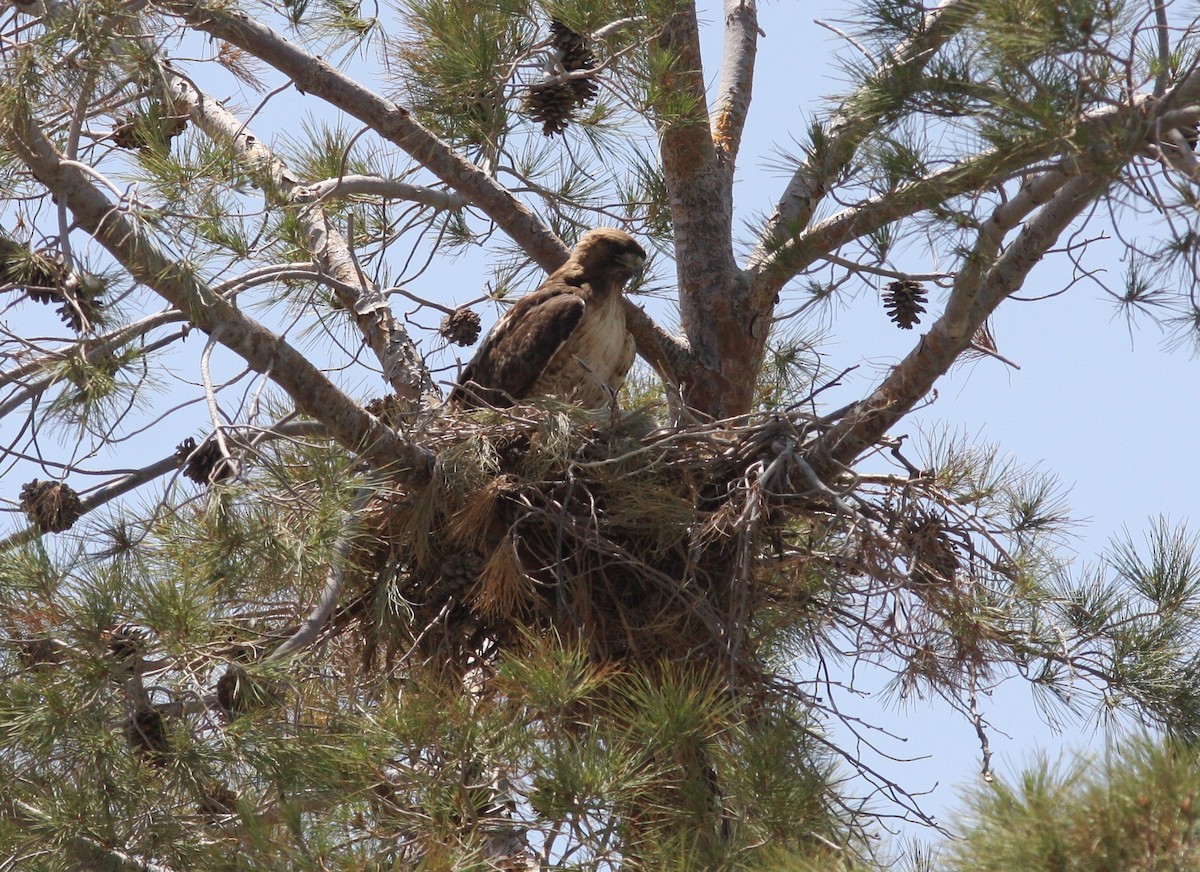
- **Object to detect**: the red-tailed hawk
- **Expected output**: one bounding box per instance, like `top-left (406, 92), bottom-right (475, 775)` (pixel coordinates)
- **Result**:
top-left (450, 228), bottom-right (646, 410)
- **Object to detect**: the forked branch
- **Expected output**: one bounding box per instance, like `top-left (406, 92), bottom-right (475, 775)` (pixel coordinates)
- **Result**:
top-left (157, 0), bottom-right (567, 273)
top-left (746, 0), bottom-right (982, 275)
top-left (806, 171), bottom-right (1112, 478)
top-left (5, 107), bottom-right (434, 480)
top-left (169, 73), bottom-right (438, 407)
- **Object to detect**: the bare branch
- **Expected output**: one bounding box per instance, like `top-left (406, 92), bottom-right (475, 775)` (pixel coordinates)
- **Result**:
top-left (817, 252), bottom-right (954, 283)
top-left (0, 453), bottom-right (180, 552)
top-left (308, 174), bottom-right (468, 210)
top-left (5, 107), bottom-right (434, 481)
top-left (1, 419), bottom-right (332, 551)
top-left (156, 0), bottom-right (569, 272)
top-left (711, 0), bottom-right (759, 170)
top-left (747, 0), bottom-right (983, 273)
top-left (0, 309), bottom-right (184, 392)
top-left (943, 168), bottom-right (1078, 336)
top-left (751, 150), bottom-right (1035, 306)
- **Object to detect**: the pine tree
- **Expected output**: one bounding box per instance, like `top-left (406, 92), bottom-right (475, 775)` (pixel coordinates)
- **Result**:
top-left (3, 0), bottom-right (1200, 868)
top-left (942, 732), bottom-right (1200, 871)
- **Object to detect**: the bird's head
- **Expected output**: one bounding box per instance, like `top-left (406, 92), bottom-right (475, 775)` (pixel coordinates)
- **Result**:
top-left (571, 228), bottom-right (647, 289)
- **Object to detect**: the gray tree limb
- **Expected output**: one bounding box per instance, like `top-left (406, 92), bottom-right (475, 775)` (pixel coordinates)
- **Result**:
top-left (5, 107), bottom-right (434, 481)
top-left (166, 71), bottom-right (437, 408)
top-left (308, 174), bottom-right (469, 210)
top-left (711, 0), bottom-right (759, 173)
top-left (746, 0), bottom-right (982, 275)
top-left (156, 0), bottom-right (567, 273)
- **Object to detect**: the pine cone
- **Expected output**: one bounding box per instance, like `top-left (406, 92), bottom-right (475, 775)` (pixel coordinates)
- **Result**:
top-left (0, 242), bottom-right (105, 330)
top-left (216, 664), bottom-right (278, 719)
top-left (526, 80), bottom-right (577, 136)
top-left (216, 664), bottom-right (248, 720)
top-left (124, 707), bottom-right (169, 764)
top-left (903, 515), bottom-right (959, 587)
top-left (524, 19), bottom-right (599, 136)
top-left (177, 435), bottom-right (236, 484)
top-left (110, 116), bottom-right (144, 150)
top-left (549, 20), bottom-right (589, 65)
top-left (197, 782), bottom-right (239, 818)
top-left (111, 107), bottom-right (189, 151)
top-left (883, 279), bottom-right (928, 329)
top-left (55, 273), bottom-right (105, 332)
top-left (549, 19), bottom-right (598, 105)
top-left (439, 306), bottom-right (482, 346)
top-left (15, 638), bottom-right (63, 671)
top-left (25, 250), bottom-right (70, 304)
top-left (0, 243), bottom-right (67, 303)
top-left (19, 479), bottom-right (83, 532)
top-left (441, 551), bottom-right (486, 593)
top-left (103, 622), bottom-right (150, 664)
top-left (566, 73), bottom-right (599, 107)
top-left (161, 112), bottom-right (189, 145)
top-left (365, 394), bottom-right (405, 427)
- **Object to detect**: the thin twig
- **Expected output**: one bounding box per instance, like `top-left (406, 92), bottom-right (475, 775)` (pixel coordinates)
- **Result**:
top-left (267, 484), bottom-right (375, 662)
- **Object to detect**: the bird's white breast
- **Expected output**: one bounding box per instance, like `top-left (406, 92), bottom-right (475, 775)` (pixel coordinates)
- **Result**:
top-left (533, 290), bottom-right (634, 409)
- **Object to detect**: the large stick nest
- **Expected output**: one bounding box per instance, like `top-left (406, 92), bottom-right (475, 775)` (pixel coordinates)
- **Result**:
top-left (347, 403), bottom-right (1014, 693)
top-left (352, 405), bottom-right (827, 677)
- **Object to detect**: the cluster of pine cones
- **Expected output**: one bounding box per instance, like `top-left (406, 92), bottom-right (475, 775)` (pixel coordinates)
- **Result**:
top-left (0, 237), bottom-right (104, 332)
top-left (525, 20), bottom-right (599, 136)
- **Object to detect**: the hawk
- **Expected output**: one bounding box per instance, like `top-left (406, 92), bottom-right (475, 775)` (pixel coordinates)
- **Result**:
top-left (450, 228), bottom-right (646, 410)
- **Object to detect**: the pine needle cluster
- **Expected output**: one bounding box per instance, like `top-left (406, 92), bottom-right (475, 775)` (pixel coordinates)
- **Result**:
top-left (946, 737), bottom-right (1200, 871)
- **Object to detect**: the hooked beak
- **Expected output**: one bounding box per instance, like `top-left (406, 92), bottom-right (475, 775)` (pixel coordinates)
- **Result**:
top-left (619, 251), bottom-right (647, 287)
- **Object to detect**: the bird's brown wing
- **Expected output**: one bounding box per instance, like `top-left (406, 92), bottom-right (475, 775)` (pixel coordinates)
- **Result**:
top-left (450, 287), bottom-right (586, 407)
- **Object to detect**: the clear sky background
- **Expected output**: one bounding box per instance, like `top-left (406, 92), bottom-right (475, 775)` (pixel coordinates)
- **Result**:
top-left (2, 0), bottom-right (1198, 846)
